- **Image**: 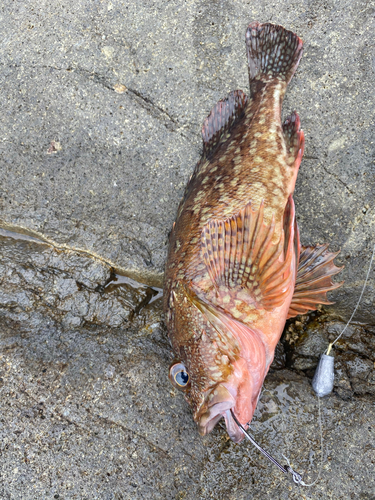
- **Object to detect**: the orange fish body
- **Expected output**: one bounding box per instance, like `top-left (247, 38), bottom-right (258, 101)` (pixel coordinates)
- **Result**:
top-left (164, 22), bottom-right (342, 442)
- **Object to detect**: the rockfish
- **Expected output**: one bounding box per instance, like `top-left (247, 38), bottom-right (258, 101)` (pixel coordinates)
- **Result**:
top-left (163, 22), bottom-right (342, 443)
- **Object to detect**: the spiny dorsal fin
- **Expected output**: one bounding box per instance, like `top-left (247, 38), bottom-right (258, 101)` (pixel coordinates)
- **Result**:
top-left (201, 196), bottom-right (296, 312)
top-left (245, 22), bottom-right (303, 85)
top-left (287, 244), bottom-right (344, 319)
top-left (283, 111), bottom-right (305, 169)
top-left (202, 90), bottom-right (248, 158)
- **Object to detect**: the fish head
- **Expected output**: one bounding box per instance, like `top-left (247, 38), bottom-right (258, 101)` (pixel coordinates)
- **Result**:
top-left (168, 312), bottom-right (267, 443)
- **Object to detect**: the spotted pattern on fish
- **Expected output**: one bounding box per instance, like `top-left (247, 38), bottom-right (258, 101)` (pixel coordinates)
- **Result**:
top-left (164, 22), bottom-right (342, 443)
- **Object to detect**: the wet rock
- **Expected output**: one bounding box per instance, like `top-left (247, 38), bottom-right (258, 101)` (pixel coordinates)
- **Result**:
top-left (293, 356), bottom-right (318, 371)
top-left (287, 318), bottom-right (331, 371)
top-left (270, 340), bottom-right (286, 370)
top-left (293, 325), bottom-right (330, 358)
top-left (287, 317), bottom-right (375, 398)
top-left (340, 353), bottom-right (375, 396)
top-left (345, 354), bottom-right (373, 380)
top-left (0, 233), bottom-right (160, 331)
top-left (326, 322), bottom-right (375, 361)
top-left (334, 360), bottom-right (354, 400)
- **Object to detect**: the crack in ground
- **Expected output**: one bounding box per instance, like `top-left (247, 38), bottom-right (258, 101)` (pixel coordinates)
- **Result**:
top-left (320, 164), bottom-right (355, 195)
top-left (0, 224), bottom-right (163, 288)
top-left (69, 65), bottom-right (114, 91)
top-left (15, 383), bottom-right (171, 458)
top-left (0, 226), bottom-right (164, 330)
top-left (9, 62), bottom-right (194, 141)
top-left (3, 62), bottom-right (193, 141)
top-left (65, 66), bottom-right (193, 140)
top-left (126, 86), bottom-right (177, 124)
top-left (90, 414), bottom-right (171, 458)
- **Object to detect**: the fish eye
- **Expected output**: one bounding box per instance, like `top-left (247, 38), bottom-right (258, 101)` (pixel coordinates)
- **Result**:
top-left (169, 362), bottom-right (190, 390)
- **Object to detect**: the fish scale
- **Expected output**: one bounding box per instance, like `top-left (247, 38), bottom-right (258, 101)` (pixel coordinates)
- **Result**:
top-left (164, 21), bottom-right (342, 444)
top-left (176, 85), bottom-right (293, 258)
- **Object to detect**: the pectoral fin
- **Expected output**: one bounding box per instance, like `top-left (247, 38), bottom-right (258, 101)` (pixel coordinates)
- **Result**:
top-left (287, 244), bottom-right (343, 318)
top-left (201, 196), bottom-right (296, 312)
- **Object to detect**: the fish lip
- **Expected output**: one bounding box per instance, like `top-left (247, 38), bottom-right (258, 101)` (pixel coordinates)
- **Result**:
top-left (197, 400), bottom-right (233, 436)
top-left (195, 384), bottom-right (234, 422)
top-left (196, 385), bottom-right (244, 442)
top-left (197, 404), bottom-right (244, 443)
top-left (224, 410), bottom-right (244, 443)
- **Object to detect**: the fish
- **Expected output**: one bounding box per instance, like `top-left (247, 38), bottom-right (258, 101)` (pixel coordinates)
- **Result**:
top-left (163, 21), bottom-right (342, 443)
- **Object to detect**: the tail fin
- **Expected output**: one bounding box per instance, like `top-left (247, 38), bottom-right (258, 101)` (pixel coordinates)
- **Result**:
top-left (245, 22), bottom-right (303, 85)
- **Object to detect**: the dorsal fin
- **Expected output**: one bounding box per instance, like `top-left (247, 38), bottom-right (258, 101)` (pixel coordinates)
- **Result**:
top-left (201, 196), bottom-right (296, 312)
top-left (287, 245), bottom-right (344, 318)
top-left (202, 90), bottom-right (248, 157)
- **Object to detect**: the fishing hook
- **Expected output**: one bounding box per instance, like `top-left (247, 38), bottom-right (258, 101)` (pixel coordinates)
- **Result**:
top-left (230, 409), bottom-right (303, 485)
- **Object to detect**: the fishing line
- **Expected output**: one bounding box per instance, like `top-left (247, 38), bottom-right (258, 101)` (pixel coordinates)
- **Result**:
top-left (312, 239), bottom-right (375, 397)
top-left (327, 240), bottom-right (375, 352)
top-left (233, 239), bottom-right (375, 487)
top-left (230, 409), bottom-right (303, 484)
top-left (299, 240), bottom-right (375, 486)
top-left (294, 239), bottom-right (375, 487)
top-left (231, 392), bottom-right (323, 487)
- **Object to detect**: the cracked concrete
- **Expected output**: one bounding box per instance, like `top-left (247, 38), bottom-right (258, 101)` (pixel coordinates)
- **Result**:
top-left (1, 0), bottom-right (374, 320)
top-left (320, 164), bottom-right (356, 196)
top-left (0, 0), bottom-right (375, 499)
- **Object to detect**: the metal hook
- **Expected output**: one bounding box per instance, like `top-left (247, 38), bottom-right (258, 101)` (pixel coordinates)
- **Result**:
top-left (230, 410), bottom-right (304, 485)
top-left (283, 455), bottom-right (305, 485)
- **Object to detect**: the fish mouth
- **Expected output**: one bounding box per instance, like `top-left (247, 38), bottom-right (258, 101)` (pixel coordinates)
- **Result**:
top-left (196, 385), bottom-right (244, 443)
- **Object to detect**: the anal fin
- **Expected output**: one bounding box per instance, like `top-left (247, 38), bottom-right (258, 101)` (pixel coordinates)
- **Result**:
top-left (283, 111), bottom-right (305, 170)
top-left (287, 244), bottom-right (344, 319)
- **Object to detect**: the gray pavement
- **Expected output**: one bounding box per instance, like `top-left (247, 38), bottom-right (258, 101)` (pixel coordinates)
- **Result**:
top-left (0, 0), bottom-right (374, 498)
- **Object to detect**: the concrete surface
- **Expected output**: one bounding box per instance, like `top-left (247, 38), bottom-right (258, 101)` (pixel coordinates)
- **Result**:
top-left (0, 0), bottom-right (374, 498)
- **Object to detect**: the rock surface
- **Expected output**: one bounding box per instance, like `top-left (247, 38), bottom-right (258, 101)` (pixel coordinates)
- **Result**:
top-left (0, 0), bottom-right (374, 499)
